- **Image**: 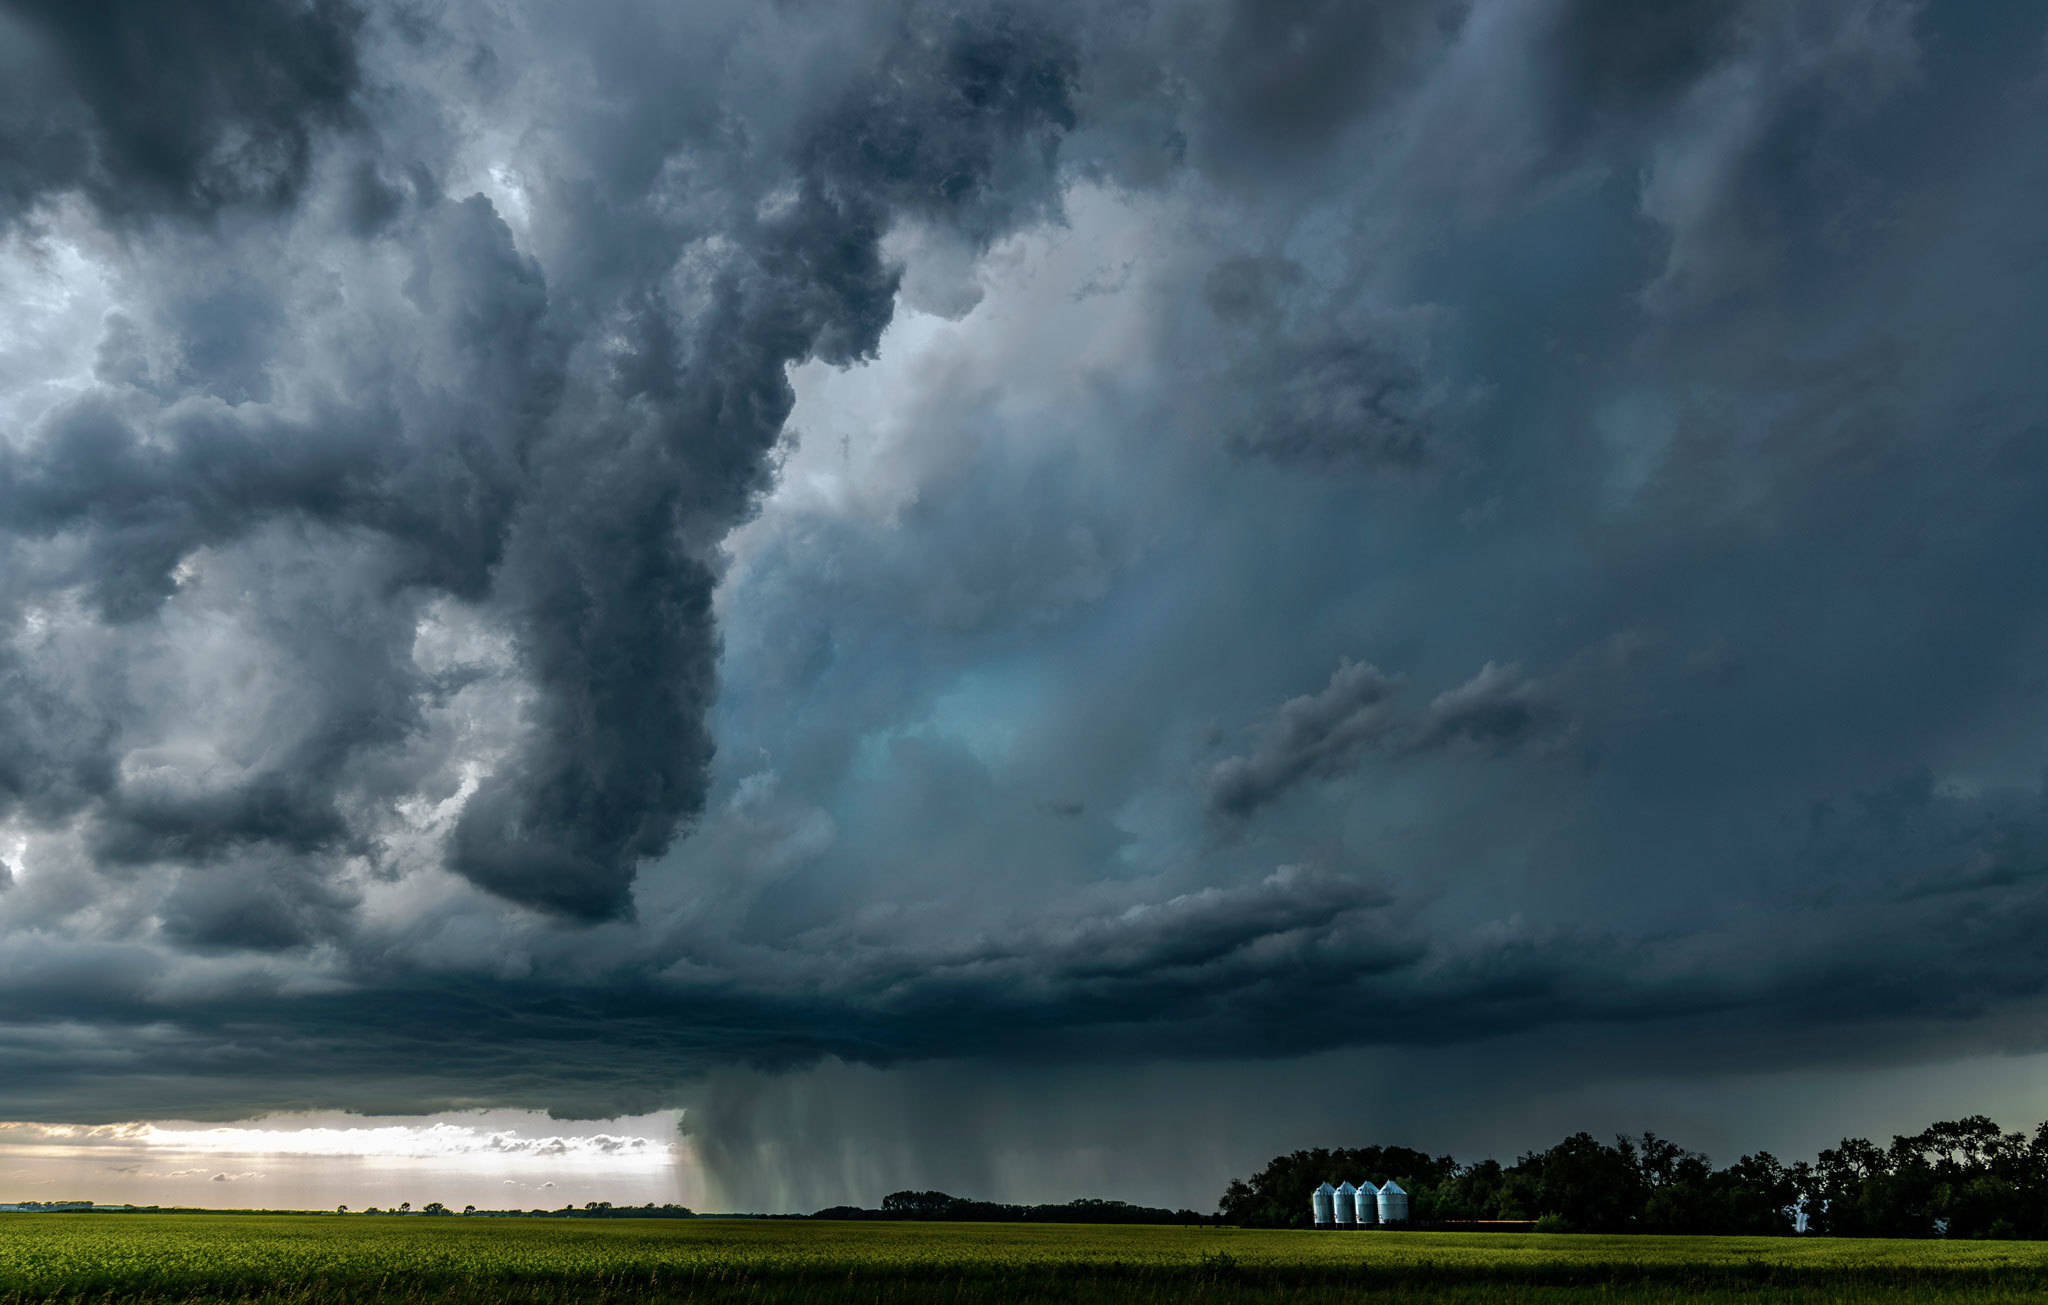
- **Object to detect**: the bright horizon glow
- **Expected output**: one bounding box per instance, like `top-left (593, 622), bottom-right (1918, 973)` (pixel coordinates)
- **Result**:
top-left (0, 1110), bottom-right (703, 1211)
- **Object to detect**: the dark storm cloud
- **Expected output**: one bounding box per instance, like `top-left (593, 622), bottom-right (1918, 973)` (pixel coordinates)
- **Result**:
top-left (1132, 0), bottom-right (1759, 208)
top-left (1176, 0), bottom-right (1465, 177)
top-left (0, 1), bottom-right (1080, 922)
top-left (0, 643), bottom-right (118, 823)
top-left (448, 7), bottom-right (1078, 920)
top-left (10, 766), bottom-right (2048, 1128)
top-left (820, 865), bottom-right (1410, 1031)
top-left (0, 0), bottom-right (365, 223)
top-left (0, 393), bottom-right (387, 620)
top-left (0, 0), bottom-right (2044, 1164)
top-left (156, 856), bottom-right (362, 952)
top-left (1536, 0), bottom-right (1741, 149)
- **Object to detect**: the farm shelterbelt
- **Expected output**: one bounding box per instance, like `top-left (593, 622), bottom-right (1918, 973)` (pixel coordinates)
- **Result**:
top-left (6, 1215), bottom-right (2048, 1304)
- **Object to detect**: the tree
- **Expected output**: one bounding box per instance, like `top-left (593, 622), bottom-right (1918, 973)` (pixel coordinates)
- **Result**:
top-left (1807, 1136), bottom-right (1923, 1237)
top-left (1717, 1153), bottom-right (1799, 1235)
top-left (1494, 1170), bottom-right (1540, 1221)
top-left (1421, 1158), bottom-right (1506, 1221)
top-left (882, 1192), bottom-right (959, 1219)
top-left (1518, 1133), bottom-right (1647, 1233)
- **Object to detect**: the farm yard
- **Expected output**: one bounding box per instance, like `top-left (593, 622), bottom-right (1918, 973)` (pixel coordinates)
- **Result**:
top-left (5, 1215), bottom-right (2048, 1304)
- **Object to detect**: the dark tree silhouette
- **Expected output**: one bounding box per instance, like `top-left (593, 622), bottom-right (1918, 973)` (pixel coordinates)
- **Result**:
top-left (1221, 1116), bottom-right (2048, 1237)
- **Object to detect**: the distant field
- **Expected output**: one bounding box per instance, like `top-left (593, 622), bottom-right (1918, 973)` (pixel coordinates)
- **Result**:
top-left (5, 1214), bottom-right (2048, 1303)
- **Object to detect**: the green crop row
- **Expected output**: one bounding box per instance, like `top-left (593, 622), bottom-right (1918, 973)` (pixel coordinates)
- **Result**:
top-left (6, 1215), bottom-right (2048, 1304)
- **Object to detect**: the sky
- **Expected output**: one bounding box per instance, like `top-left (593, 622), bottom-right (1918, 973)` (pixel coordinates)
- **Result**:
top-left (1, 0), bottom-right (2047, 1214)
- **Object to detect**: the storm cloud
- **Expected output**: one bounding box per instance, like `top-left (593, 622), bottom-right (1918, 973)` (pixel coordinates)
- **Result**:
top-left (0, 0), bottom-right (365, 223)
top-left (1, 0), bottom-right (2047, 1211)
top-left (1, 0), bottom-right (1080, 921)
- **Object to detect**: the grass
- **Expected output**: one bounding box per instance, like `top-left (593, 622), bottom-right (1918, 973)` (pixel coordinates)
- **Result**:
top-left (5, 1214), bottom-right (2048, 1303)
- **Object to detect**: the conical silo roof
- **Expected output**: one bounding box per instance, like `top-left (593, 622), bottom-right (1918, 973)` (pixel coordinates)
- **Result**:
top-left (1352, 1180), bottom-right (1379, 1224)
top-left (1311, 1180), bottom-right (1336, 1225)
top-left (1375, 1177), bottom-right (1410, 1225)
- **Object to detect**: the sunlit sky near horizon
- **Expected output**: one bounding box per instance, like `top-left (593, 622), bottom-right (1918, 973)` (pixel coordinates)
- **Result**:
top-left (0, 1111), bottom-right (697, 1212)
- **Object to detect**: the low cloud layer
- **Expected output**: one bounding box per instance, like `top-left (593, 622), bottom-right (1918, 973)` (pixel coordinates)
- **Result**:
top-left (2, 0), bottom-right (2047, 1207)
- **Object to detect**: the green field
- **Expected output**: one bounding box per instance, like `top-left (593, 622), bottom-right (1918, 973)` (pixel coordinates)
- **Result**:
top-left (5, 1214), bottom-right (2048, 1304)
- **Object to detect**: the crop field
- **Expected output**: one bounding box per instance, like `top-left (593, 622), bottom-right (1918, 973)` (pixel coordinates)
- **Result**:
top-left (5, 1215), bottom-right (2048, 1305)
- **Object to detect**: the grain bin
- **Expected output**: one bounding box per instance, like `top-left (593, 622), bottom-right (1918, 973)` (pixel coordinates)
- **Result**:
top-left (1353, 1180), bottom-right (1380, 1226)
top-left (1377, 1178), bottom-right (1409, 1225)
top-left (1312, 1181), bottom-right (1336, 1226)
top-left (1333, 1181), bottom-right (1357, 1227)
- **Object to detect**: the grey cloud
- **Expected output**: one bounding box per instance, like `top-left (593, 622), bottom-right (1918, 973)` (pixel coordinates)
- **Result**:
top-left (1202, 254), bottom-right (1303, 324)
top-left (1193, 252), bottom-right (1445, 474)
top-left (1405, 660), bottom-right (1569, 757)
top-left (92, 775), bottom-right (353, 869)
top-left (845, 865), bottom-right (1408, 1013)
top-left (448, 7), bottom-right (1079, 921)
top-left (154, 850), bottom-right (365, 954)
top-left (1177, 0), bottom-right (1465, 179)
top-left (1122, 0), bottom-right (1756, 222)
top-left (1207, 661), bottom-right (1399, 818)
top-left (0, 641), bottom-right (119, 826)
top-left (0, 0), bottom-right (365, 224)
top-left (0, 394), bottom-right (390, 620)
top-left (1633, 0), bottom-right (1926, 313)
top-left (1234, 334), bottom-right (1435, 470)
top-left (1208, 660), bottom-right (1570, 819)
top-left (13, 770), bottom-right (2048, 1121)
top-left (1536, 0), bottom-right (1743, 150)
top-left (0, 1), bottom-right (1083, 923)
top-left (4, 769), bottom-right (2048, 1130)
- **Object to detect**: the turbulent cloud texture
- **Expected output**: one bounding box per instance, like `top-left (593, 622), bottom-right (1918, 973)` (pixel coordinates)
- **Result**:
top-left (2, 0), bottom-right (2047, 1209)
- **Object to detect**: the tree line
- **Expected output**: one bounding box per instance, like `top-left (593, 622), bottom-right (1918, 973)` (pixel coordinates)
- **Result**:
top-left (340, 1202), bottom-right (697, 1218)
top-left (1219, 1116), bottom-right (2048, 1237)
top-left (813, 1192), bottom-right (1209, 1224)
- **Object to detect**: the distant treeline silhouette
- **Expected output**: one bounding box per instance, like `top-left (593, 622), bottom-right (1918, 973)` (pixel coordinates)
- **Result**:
top-left (1222, 1116), bottom-right (2048, 1237)
top-left (814, 1192), bottom-right (1209, 1224)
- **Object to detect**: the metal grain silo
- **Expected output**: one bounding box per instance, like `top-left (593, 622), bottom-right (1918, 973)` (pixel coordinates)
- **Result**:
top-left (1333, 1181), bottom-right (1357, 1227)
top-left (1376, 1178), bottom-right (1409, 1225)
top-left (1353, 1181), bottom-right (1380, 1226)
top-left (1312, 1181), bottom-right (1335, 1227)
